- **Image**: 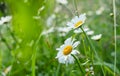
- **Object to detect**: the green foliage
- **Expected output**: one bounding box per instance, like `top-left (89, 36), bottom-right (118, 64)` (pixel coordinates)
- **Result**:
top-left (0, 0), bottom-right (120, 76)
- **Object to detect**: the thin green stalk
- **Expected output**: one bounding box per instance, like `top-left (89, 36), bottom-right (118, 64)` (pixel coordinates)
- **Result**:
top-left (6, 24), bottom-right (18, 44)
top-left (101, 65), bottom-right (105, 76)
top-left (32, 33), bottom-right (42, 76)
top-left (73, 0), bottom-right (79, 16)
top-left (0, 32), bottom-right (11, 50)
top-left (32, 50), bottom-right (36, 76)
top-left (60, 4), bottom-right (74, 16)
top-left (56, 63), bottom-right (61, 76)
top-left (71, 54), bottom-right (84, 73)
top-left (82, 39), bottom-right (87, 57)
top-left (113, 0), bottom-right (117, 75)
top-left (80, 27), bottom-right (99, 60)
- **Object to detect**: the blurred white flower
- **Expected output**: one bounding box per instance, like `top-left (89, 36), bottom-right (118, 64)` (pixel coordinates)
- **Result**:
top-left (96, 7), bottom-right (104, 15)
top-left (74, 26), bottom-right (90, 34)
top-left (86, 30), bottom-right (94, 35)
top-left (2, 65), bottom-right (12, 76)
top-left (42, 27), bottom-right (55, 35)
top-left (46, 14), bottom-right (56, 26)
top-left (0, 16), bottom-right (12, 25)
top-left (85, 66), bottom-right (94, 75)
top-left (67, 13), bottom-right (86, 29)
top-left (54, 5), bottom-right (62, 13)
top-left (56, 37), bottom-right (80, 64)
top-left (91, 34), bottom-right (102, 41)
top-left (56, 0), bottom-right (68, 5)
top-left (56, 26), bottom-right (71, 37)
top-left (85, 68), bottom-right (89, 72)
top-left (87, 11), bottom-right (93, 16)
top-left (56, 26), bottom-right (71, 33)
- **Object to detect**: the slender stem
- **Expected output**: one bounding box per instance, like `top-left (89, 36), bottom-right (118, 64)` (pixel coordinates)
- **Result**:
top-left (32, 33), bottom-right (42, 76)
top-left (82, 38), bottom-right (87, 57)
top-left (32, 50), bottom-right (36, 76)
top-left (80, 27), bottom-right (99, 60)
top-left (56, 63), bottom-right (61, 76)
top-left (113, 0), bottom-right (117, 75)
top-left (0, 32), bottom-right (11, 50)
top-left (6, 24), bottom-right (18, 44)
top-left (71, 54), bottom-right (84, 73)
top-left (60, 4), bottom-right (74, 16)
top-left (73, 0), bottom-right (79, 16)
top-left (73, 0), bottom-right (99, 60)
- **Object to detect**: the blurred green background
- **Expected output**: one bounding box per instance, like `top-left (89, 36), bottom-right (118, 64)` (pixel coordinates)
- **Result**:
top-left (0, 0), bottom-right (120, 76)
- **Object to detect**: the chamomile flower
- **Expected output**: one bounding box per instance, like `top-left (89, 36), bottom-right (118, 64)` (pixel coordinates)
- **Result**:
top-left (56, 37), bottom-right (80, 64)
top-left (91, 34), bottom-right (102, 41)
top-left (67, 13), bottom-right (86, 29)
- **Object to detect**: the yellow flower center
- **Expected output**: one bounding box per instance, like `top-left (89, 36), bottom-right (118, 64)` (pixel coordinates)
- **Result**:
top-left (63, 45), bottom-right (72, 55)
top-left (74, 21), bottom-right (83, 28)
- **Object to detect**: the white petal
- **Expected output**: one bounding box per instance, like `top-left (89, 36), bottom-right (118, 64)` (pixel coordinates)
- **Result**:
top-left (71, 50), bottom-right (80, 55)
top-left (91, 34), bottom-right (102, 40)
top-left (56, 44), bottom-right (65, 51)
top-left (67, 22), bottom-right (73, 26)
top-left (55, 51), bottom-right (63, 58)
top-left (64, 37), bottom-right (72, 44)
top-left (67, 55), bottom-right (74, 64)
top-left (73, 41), bottom-right (80, 48)
top-left (58, 56), bottom-right (66, 64)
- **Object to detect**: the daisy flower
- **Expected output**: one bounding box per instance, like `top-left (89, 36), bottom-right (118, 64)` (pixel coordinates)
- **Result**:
top-left (56, 37), bottom-right (80, 64)
top-left (91, 34), bottom-right (102, 41)
top-left (67, 13), bottom-right (86, 29)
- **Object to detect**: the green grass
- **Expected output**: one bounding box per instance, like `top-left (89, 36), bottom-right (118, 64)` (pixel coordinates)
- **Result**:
top-left (0, 0), bottom-right (120, 76)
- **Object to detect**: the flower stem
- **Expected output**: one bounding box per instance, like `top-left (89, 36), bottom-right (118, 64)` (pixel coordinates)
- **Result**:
top-left (0, 32), bottom-right (11, 50)
top-left (56, 63), bottom-right (61, 76)
top-left (32, 50), bottom-right (36, 76)
top-left (73, 0), bottom-right (79, 16)
top-left (73, 0), bottom-right (99, 61)
top-left (71, 54), bottom-right (84, 73)
top-left (80, 27), bottom-right (99, 60)
top-left (113, 0), bottom-right (117, 75)
top-left (6, 24), bottom-right (18, 44)
top-left (32, 33), bottom-right (42, 76)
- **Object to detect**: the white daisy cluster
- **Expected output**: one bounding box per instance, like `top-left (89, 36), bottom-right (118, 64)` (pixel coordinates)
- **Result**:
top-left (56, 37), bottom-right (80, 64)
top-left (55, 13), bottom-right (102, 65)
top-left (0, 16), bottom-right (12, 25)
top-left (55, 13), bottom-right (86, 64)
